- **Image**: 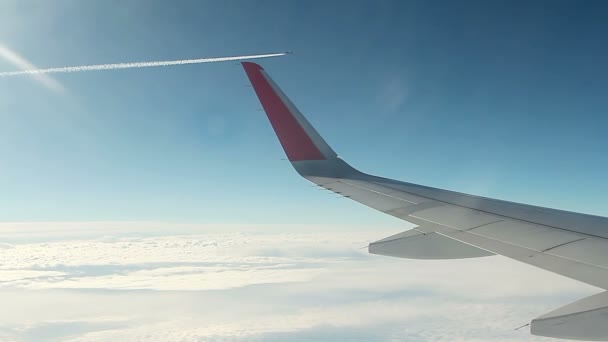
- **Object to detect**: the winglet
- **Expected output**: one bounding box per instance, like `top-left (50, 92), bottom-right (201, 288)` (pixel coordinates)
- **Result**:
top-left (242, 62), bottom-right (337, 162)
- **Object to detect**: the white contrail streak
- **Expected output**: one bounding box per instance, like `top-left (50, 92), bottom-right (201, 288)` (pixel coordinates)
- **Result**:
top-left (0, 52), bottom-right (287, 77)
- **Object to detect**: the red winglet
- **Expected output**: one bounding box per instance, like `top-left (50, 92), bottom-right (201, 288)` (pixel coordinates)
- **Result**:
top-left (242, 62), bottom-right (326, 161)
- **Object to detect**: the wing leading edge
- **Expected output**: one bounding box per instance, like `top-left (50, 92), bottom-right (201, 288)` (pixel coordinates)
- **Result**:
top-left (242, 62), bottom-right (608, 341)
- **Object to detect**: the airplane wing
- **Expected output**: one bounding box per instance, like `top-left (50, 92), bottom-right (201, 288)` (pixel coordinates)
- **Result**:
top-left (242, 62), bottom-right (608, 341)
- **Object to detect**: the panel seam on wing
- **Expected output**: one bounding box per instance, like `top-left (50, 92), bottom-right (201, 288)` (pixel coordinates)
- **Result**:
top-left (426, 220), bottom-right (608, 272)
top-left (462, 230), bottom-right (608, 273)
top-left (338, 180), bottom-right (418, 204)
top-left (541, 237), bottom-right (587, 253)
top-left (366, 180), bottom-right (608, 241)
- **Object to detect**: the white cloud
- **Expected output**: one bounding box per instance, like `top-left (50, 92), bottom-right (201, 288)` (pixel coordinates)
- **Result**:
top-left (0, 222), bottom-right (597, 341)
top-left (0, 243), bottom-right (14, 249)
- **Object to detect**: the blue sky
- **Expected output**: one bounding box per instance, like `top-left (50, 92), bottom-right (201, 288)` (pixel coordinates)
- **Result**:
top-left (0, 0), bottom-right (607, 224)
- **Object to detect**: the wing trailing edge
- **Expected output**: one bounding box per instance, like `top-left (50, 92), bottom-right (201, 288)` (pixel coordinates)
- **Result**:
top-left (531, 291), bottom-right (608, 341)
top-left (369, 228), bottom-right (494, 259)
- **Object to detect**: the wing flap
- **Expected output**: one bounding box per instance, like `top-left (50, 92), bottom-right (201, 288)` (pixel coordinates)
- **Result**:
top-left (546, 238), bottom-right (608, 268)
top-left (469, 221), bottom-right (584, 252)
top-left (531, 291), bottom-right (608, 340)
top-left (437, 228), bottom-right (608, 289)
top-left (411, 205), bottom-right (503, 230)
top-left (369, 229), bottom-right (494, 259)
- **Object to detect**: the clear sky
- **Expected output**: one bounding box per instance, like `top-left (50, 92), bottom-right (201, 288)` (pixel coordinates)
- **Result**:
top-left (0, 0), bottom-right (607, 225)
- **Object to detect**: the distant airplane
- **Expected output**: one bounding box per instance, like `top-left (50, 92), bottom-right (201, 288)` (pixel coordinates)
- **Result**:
top-left (242, 62), bottom-right (608, 341)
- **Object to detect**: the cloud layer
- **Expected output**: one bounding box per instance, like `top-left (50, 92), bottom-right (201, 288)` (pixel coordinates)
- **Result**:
top-left (0, 223), bottom-right (596, 341)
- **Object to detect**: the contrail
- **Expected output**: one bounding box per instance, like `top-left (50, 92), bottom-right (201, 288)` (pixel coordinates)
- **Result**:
top-left (0, 52), bottom-right (287, 77)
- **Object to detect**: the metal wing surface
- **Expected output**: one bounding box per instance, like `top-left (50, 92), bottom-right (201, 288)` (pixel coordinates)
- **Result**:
top-left (242, 62), bottom-right (608, 341)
